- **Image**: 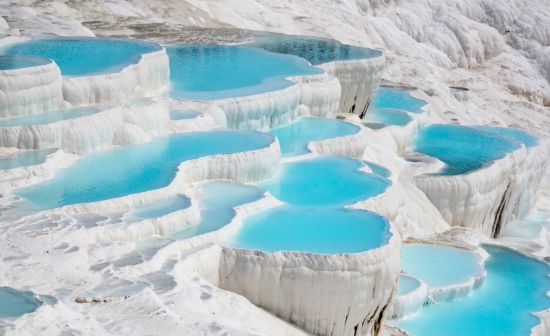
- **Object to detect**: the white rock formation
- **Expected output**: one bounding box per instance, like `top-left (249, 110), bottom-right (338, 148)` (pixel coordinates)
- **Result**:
top-left (387, 274), bottom-right (428, 319)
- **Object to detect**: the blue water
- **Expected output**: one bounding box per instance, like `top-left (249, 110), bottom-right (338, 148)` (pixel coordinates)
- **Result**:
top-left (366, 162), bottom-right (392, 179)
top-left (413, 124), bottom-right (521, 175)
top-left (397, 274), bottom-right (422, 296)
top-left (167, 44), bottom-right (322, 100)
top-left (270, 117), bottom-right (360, 156)
top-left (259, 156), bottom-right (389, 206)
top-left (17, 131), bottom-right (274, 208)
top-left (248, 33), bottom-right (381, 65)
top-left (0, 106), bottom-right (101, 127)
top-left (370, 87), bottom-right (426, 114)
top-left (0, 149), bottom-right (57, 170)
top-left (169, 109), bottom-right (201, 120)
top-left (0, 55), bottom-right (50, 70)
top-left (129, 195), bottom-right (191, 220)
top-left (227, 205), bottom-right (390, 254)
top-left (365, 108), bottom-right (411, 126)
top-left (0, 287), bottom-right (41, 318)
top-left (171, 181), bottom-right (263, 240)
top-left (474, 126), bottom-right (538, 148)
top-left (395, 245), bottom-right (550, 336)
top-left (2, 38), bottom-right (161, 76)
top-left (401, 244), bottom-right (482, 288)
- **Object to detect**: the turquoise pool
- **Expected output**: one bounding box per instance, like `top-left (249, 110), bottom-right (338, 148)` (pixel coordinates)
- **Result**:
top-left (371, 87), bottom-right (426, 114)
top-left (17, 131), bottom-right (274, 208)
top-left (365, 108), bottom-right (412, 126)
top-left (395, 245), bottom-right (550, 336)
top-left (227, 205), bottom-right (390, 254)
top-left (259, 156), bottom-right (389, 206)
top-left (413, 124), bottom-right (521, 175)
top-left (169, 109), bottom-right (201, 120)
top-left (129, 195), bottom-right (191, 220)
top-left (248, 33), bottom-right (381, 65)
top-left (473, 126), bottom-right (537, 148)
top-left (171, 180), bottom-right (263, 240)
top-left (0, 106), bottom-right (101, 127)
top-left (0, 287), bottom-right (41, 318)
top-left (270, 117), bottom-right (360, 156)
top-left (0, 149), bottom-right (57, 170)
top-left (401, 243), bottom-right (482, 288)
top-left (397, 274), bottom-right (423, 296)
top-left (167, 44), bottom-right (322, 100)
top-left (2, 38), bottom-right (161, 76)
top-left (0, 55), bottom-right (50, 70)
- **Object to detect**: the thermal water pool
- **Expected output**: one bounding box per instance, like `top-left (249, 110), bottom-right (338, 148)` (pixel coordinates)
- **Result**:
top-left (259, 156), bottom-right (389, 206)
top-left (401, 243), bottom-right (483, 289)
top-left (17, 131), bottom-right (274, 208)
top-left (0, 149), bottom-right (57, 170)
top-left (0, 55), bottom-right (51, 70)
top-left (127, 195), bottom-right (191, 221)
top-left (269, 117), bottom-right (360, 156)
top-left (226, 205), bottom-right (390, 254)
top-left (1, 38), bottom-right (161, 76)
top-left (364, 108), bottom-right (412, 126)
top-left (0, 287), bottom-right (41, 318)
top-left (395, 245), bottom-right (550, 336)
top-left (166, 44), bottom-right (322, 100)
top-left (396, 274), bottom-right (424, 296)
top-left (413, 124), bottom-right (523, 175)
top-left (370, 87), bottom-right (426, 114)
top-left (0, 106), bottom-right (101, 127)
top-left (170, 180), bottom-right (263, 240)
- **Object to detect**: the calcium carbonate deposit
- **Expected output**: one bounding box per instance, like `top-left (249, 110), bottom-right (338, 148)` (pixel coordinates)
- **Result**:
top-left (0, 1), bottom-right (549, 336)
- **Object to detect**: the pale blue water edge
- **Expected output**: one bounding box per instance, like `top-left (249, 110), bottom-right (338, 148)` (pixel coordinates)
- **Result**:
top-left (0, 149), bottom-right (57, 170)
top-left (17, 131), bottom-right (274, 208)
top-left (0, 106), bottom-right (101, 127)
top-left (128, 195), bottom-right (191, 221)
top-left (395, 245), bottom-right (550, 336)
top-left (259, 156), bottom-right (390, 206)
top-left (226, 205), bottom-right (390, 254)
top-left (169, 109), bottom-right (201, 120)
top-left (365, 108), bottom-right (412, 126)
top-left (413, 124), bottom-right (522, 175)
top-left (166, 44), bottom-right (322, 100)
top-left (1, 38), bottom-right (161, 76)
top-left (0, 55), bottom-right (50, 70)
top-left (0, 287), bottom-right (41, 318)
top-left (270, 117), bottom-right (360, 156)
top-left (397, 274), bottom-right (422, 296)
top-left (370, 87), bottom-right (426, 114)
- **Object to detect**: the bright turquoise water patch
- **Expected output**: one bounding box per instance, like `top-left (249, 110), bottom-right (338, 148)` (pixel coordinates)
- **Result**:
top-left (248, 33), bottom-right (381, 65)
top-left (0, 149), bottom-right (56, 170)
top-left (371, 87), bottom-right (426, 114)
top-left (401, 243), bottom-right (482, 288)
top-left (227, 205), bottom-right (390, 254)
top-left (167, 44), bottom-right (322, 100)
top-left (0, 287), bottom-right (41, 318)
top-left (0, 106), bottom-right (100, 127)
top-left (365, 108), bottom-right (411, 126)
top-left (413, 124), bottom-right (521, 175)
top-left (0, 55), bottom-right (50, 70)
top-left (2, 38), bottom-right (161, 76)
top-left (17, 131), bottom-right (274, 208)
top-left (259, 156), bottom-right (389, 206)
top-left (171, 180), bottom-right (263, 240)
top-left (397, 274), bottom-right (422, 296)
top-left (169, 109), bottom-right (201, 120)
top-left (473, 126), bottom-right (537, 148)
top-left (395, 245), bottom-right (550, 336)
top-left (270, 117), bottom-right (359, 156)
top-left (129, 195), bottom-right (190, 220)
top-left (366, 162), bottom-right (391, 178)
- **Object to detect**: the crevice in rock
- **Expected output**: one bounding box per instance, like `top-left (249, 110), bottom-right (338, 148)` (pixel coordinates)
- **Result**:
top-left (492, 182), bottom-right (511, 238)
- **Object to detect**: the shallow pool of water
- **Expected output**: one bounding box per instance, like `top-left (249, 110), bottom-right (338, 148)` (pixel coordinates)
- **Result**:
top-left (259, 156), bottom-right (389, 206)
top-left (370, 87), bottom-right (426, 114)
top-left (227, 205), bottom-right (390, 254)
top-left (2, 38), bottom-right (161, 76)
top-left (401, 243), bottom-right (482, 288)
top-left (169, 109), bottom-right (201, 120)
top-left (167, 44), bottom-right (322, 100)
top-left (17, 131), bottom-right (274, 208)
top-left (473, 126), bottom-right (537, 148)
top-left (365, 108), bottom-right (412, 126)
top-left (395, 245), bottom-right (550, 336)
top-left (171, 180), bottom-right (263, 240)
top-left (0, 55), bottom-right (51, 70)
top-left (397, 274), bottom-right (422, 296)
top-left (0, 106), bottom-right (101, 127)
top-left (0, 149), bottom-right (57, 170)
top-left (413, 124), bottom-right (521, 175)
top-left (128, 195), bottom-right (191, 221)
top-left (270, 117), bottom-right (359, 156)
top-left (0, 287), bottom-right (41, 318)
